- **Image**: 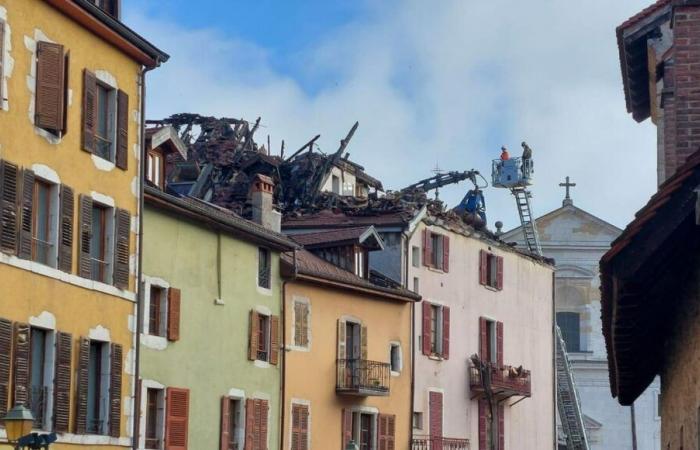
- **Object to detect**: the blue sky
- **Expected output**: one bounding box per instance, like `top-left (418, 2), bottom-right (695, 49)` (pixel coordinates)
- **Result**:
top-left (126, 1), bottom-right (659, 229)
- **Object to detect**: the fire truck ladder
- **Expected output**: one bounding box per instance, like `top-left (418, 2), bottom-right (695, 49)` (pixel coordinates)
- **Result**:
top-left (556, 326), bottom-right (590, 450)
top-left (511, 187), bottom-right (542, 255)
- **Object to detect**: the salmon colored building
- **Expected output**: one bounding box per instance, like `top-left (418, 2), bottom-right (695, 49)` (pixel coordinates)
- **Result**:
top-left (0, 0), bottom-right (166, 448)
top-left (281, 227), bottom-right (420, 450)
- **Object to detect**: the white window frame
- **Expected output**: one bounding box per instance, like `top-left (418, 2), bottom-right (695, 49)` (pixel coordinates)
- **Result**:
top-left (28, 326), bottom-right (56, 432)
top-left (256, 247), bottom-right (272, 293)
top-left (389, 341), bottom-right (402, 376)
top-left (348, 409), bottom-right (378, 450)
top-left (253, 305), bottom-right (273, 368)
top-left (88, 198), bottom-right (115, 286)
top-left (93, 80), bottom-right (118, 163)
top-left (413, 277), bottom-right (419, 294)
top-left (412, 411), bottom-right (423, 430)
top-left (430, 304), bottom-right (444, 356)
top-left (86, 338), bottom-right (111, 436)
top-left (139, 380), bottom-right (166, 450)
top-left (31, 175), bottom-right (60, 268)
top-left (411, 246), bottom-right (420, 268)
top-left (291, 296), bottom-right (311, 351)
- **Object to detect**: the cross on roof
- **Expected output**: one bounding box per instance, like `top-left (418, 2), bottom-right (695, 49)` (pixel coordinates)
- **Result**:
top-left (559, 176), bottom-right (576, 206)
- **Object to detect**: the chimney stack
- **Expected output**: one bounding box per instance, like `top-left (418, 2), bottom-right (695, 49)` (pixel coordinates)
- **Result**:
top-left (251, 174), bottom-right (281, 232)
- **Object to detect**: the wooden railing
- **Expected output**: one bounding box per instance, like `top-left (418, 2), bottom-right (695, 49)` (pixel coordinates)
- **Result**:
top-left (412, 435), bottom-right (470, 450)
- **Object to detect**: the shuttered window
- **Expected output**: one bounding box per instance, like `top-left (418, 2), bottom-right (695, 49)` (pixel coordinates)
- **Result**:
top-left (0, 318), bottom-right (12, 418)
top-left (221, 396), bottom-right (242, 450)
top-left (109, 343), bottom-right (122, 438)
top-left (149, 286), bottom-right (166, 337)
top-left (422, 302), bottom-right (449, 359)
top-left (0, 160), bottom-right (19, 255)
top-left (378, 414), bottom-right (396, 450)
top-left (145, 388), bottom-right (165, 449)
top-left (35, 41), bottom-right (66, 134)
top-left (57, 185), bottom-right (74, 273)
top-left (479, 250), bottom-right (503, 290)
top-left (479, 318), bottom-right (503, 366)
top-left (244, 398), bottom-right (268, 450)
top-left (248, 311), bottom-right (279, 365)
top-left (165, 387), bottom-right (189, 450)
top-left (293, 300), bottom-right (309, 348)
top-left (28, 327), bottom-right (51, 430)
top-left (113, 208), bottom-right (130, 289)
top-left (53, 331), bottom-right (72, 433)
top-left (290, 403), bottom-right (309, 450)
top-left (167, 287), bottom-right (181, 341)
top-left (74, 338), bottom-right (119, 436)
top-left (18, 176), bottom-right (57, 267)
top-left (422, 229), bottom-right (449, 272)
top-left (12, 323), bottom-right (30, 407)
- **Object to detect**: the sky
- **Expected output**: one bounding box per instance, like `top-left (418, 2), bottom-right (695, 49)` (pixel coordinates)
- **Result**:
top-left (125, 0), bottom-right (659, 230)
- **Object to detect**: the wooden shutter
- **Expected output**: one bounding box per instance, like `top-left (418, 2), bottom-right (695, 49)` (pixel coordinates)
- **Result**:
top-left (0, 21), bottom-right (4, 101)
top-left (442, 306), bottom-right (450, 360)
top-left (341, 409), bottom-right (353, 449)
top-left (18, 170), bottom-right (34, 260)
top-left (258, 399), bottom-right (269, 450)
top-left (291, 404), bottom-right (300, 450)
top-left (53, 331), bottom-right (72, 433)
top-left (165, 387), bottom-right (189, 450)
top-left (479, 250), bottom-right (488, 285)
top-left (442, 235), bottom-right (450, 272)
top-left (378, 414), bottom-right (396, 450)
top-left (167, 287), bottom-right (181, 342)
top-left (82, 69), bottom-right (97, 153)
top-left (337, 320), bottom-right (346, 384)
top-left (0, 318), bottom-right (12, 417)
top-left (62, 51), bottom-right (70, 135)
top-left (478, 399), bottom-right (487, 450)
top-left (248, 311), bottom-right (260, 361)
top-left (298, 404), bottom-right (309, 450)
top-left (244, 399), bottom-right (255, 450)
top-left (0, 160), bottom-right (19, 254)
top-left (35, 41), bottom-right (65, 131)
top-left (479, 317), bottom-right (488, 361)
top-left (220, 397), bottom-right (231, 450)
top-left (269, 315), bottom-right (280, 366)
top-left (78, 195), bottom-right (92, 278)
top-left (113, 208), bottom-right (130, 289)
top-left (75, 337), bottom-right (90, 434)
top-left (294, 302), bottom-right (309, 347)
top-left (422, 229), bottom-right (432, 267)
top-left (496, 256), bottom-right (504, 290)
top-left (422, 301), bottom-right (432, 356)
top-left (109, 343), bottom-right (122, 438)
top-left (116, 90), bottom-right (128, 170)
top-left (428, 391), bottom-right (443, 439)
top-left (58, 185), bottom-right (74, 273)
top-left (498, 404), bottom-right (505, 449)
top-left (496, 322), bottom-right (504, 368)
top-left (360, 324), bottom-right (368, 361)
top-left (12, 322), bottom-right (30, 406)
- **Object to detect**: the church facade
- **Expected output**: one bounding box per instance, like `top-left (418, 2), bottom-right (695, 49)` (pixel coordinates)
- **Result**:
top-left (502, 191), bottom-right (661, 450)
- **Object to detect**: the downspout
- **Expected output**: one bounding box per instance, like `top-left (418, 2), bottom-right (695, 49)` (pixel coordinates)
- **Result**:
top-left (404, 230), bottom-right (415, 449)
top-left (133, 63), bottom-right (157, 450)
top-left (279, 249), bottom-right (297, 450)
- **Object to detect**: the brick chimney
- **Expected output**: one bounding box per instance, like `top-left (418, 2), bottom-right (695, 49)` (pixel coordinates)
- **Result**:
top-left (618, 0), bottom-right (700, 183)
top-left (251, 174), bottom-right (281, 232)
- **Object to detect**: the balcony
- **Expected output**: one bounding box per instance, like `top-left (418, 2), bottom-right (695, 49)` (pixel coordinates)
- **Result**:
top-left (336, 359), bottom-right (390, 396)
top-left (412, 436), bottom-right (470, 450)
top-left (469, 364), bottom-right (531, 401)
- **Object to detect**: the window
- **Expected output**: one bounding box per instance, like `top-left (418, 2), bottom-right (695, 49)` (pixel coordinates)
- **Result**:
top-left (29, 327), bottom-right (53, 430)
top-left (257, 314), bottom-right (270, 361)
top-left (249, 310), bottom-right (279, 364)
top-left (412, 412), bottom-right (423, 430)
top-left (430, 305), bottom-right (441, 355)
top-left (146, 149), bottom-right (164, 188)
top-left (144, 388), bottom-right (164, 449)
top-left (480, 250), bottom-right (504, 290)
top-left (430, 233), bottom-right (443, 268)
top-left (293, 300), bottom-right (310, 348)
top-left (86, 340), bottom-right (109, 435)
top-left (486, 320), bottom-right (496, 363)
top-left (94, 82), bottom-right (115, 161)
top-left (413, 277), bottom-right (419, 294)
top-left (290, 403), bottom-right (309, 450)
top-left (422, 230), bottom-right (449, 272)
top-left (412, 245), bottom-right (420, 268)
top-left (223, 398), bottom-right (243, 450)
top-left (91, 0), bottom-right (119, 18)
top-left (354, 247), bottom-right (367, 278)
top-left (422, 302), bottom-right (449, 358)
top-left (148, 286), bottom-right (167, 337)
top-left (90, 203), bottom-right (111, 283)
top-left (332, 175), bottom-right (340, 194)
top-left (34, 41), bottom-right (68, 135)
top-left (31, 179), bottom-right (55, 266)
top-left (258, 247), bottom-right (271, 289)
top-left (390, 343), bottom-right (402, 373)
top-left (556, 312), bottom-right (581, 353)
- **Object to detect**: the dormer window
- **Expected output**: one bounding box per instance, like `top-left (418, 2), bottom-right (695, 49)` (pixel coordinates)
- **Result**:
top-left (354, 247), bottom-right (367, 278)
top-left (91, 0), bottom-right (120, 19)
top-left (146, 149), bottom-right (164, 189)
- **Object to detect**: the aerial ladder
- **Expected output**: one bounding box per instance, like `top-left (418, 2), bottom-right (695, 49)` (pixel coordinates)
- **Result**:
top-left (492, 143), bottom-right (590, 450)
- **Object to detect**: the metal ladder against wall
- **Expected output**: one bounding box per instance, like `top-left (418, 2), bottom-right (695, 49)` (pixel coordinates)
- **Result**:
top-left (512, 188), bottom-right (543, 256)
top-left (555, 326), bottom-right (590, 450)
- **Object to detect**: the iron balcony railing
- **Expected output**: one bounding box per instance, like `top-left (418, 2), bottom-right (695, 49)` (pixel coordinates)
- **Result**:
top-left (90, 257), bottom-right (110, 283)
top-left (469, 364), bottom-right (532, 400)
top-left (412, 435), bottom-right (470, 450)
top-left (31, 237), bottom-right (53, 266)
top-left (87, 418), bottom-right (107, 435)
top-left (336, 359), bottom-right (390, 396)
top-left (29, 385), bottom-right (48, 429)
top-left (145, 437), bottom-right (161, 449)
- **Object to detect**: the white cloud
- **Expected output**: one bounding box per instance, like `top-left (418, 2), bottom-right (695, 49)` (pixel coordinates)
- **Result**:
top-left (127, 0), bottom-right (658, 230)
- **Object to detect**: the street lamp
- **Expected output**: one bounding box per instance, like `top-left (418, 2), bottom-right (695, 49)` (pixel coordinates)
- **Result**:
top-left (2, 404), bottom-right (34, 444)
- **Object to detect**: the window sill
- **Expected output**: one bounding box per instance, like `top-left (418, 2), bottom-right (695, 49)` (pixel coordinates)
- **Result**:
top-left (427, 354), bottom-right (445, 362)
top-left (0, 429), bottom-right (129, 446)
top-left (391, 370), bottom-right (401, 377)
top-left (425, 267), bottom-right (446, 274)
top-left (253, 359), bottom-right (272, 369)
top-left (141, 333), bottom-right (168, 351)
top-left (482, 285), bottom-right (501, 292)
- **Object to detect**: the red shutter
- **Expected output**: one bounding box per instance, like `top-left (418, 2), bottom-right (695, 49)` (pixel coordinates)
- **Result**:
top-left (248, 311), bottom-right (259, 361)
top-left (58, 185), bottom-right (74, 273)
top-left (12, 322), bottom-right (30, 406)
top-left (244, 399), bottom-right (255, 450)
top-left (82, 69), bottom-right (97, 153)
top-left (422, 229), bottom-right (432, 267)
top-left (18, 170), bottom-right (34, 260)
top-left (75, 337), bottom-right (90, 434)
top-left (35, 41), bottom-right (65, 131)
top-left (220, 397), bottom-right (230, 450)
top-left (442, 235), bottom-right (450, 273)
top-left (269, 315), bottom-right (280, 366)
top-left (498, 404), bottom-right (505, 449)
top-left (116, 90), bottom-right (128, 170)
top-left (258, 399), bottom-right (269, 450)
top-left (165, 387), bottom-right (189, 450)
top-left (109, 343), bottom-right (123, 438)
top-left (479, 250), bottom-right (488, 285)
top-left (0, 160), bottom-right (19, 255)
top-left (342, 409), bottom-right (353, 449)
top-left (496, 256), bottom-right (504, 290)
top-left (77, 194), bottom-right (93, 279)
top-left (113, 208), bottom-right (130, 289)
top-left (53, 331), bottom-right (72, 433)
top-left (442, 306), bottom-right (450, 360)
top-left (0, 318), bottom-right (12, 417)
top-left (478, 399), bottom-right (487, 450)
top-left (378, 414), bottom-right (387, 450)
top-left (378, 414), bottom-right (396, 450)
top-left (496, 322), bottom-right (504, 368)
top-left (428, 391), bottom-right (443, 439)
top-left (479, 318), bottom-right (488, 361)
top-left (167, 288), bottom-right (181, 342)
top-left (422, 301), bottom-right (432, 356)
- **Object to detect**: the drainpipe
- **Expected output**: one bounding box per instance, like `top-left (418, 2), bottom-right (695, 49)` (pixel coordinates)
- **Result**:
top-left (403, 231), bottom-right (415, 449)
top-left (279, 250), bottom-right (297, 450)
top-left (630, 403), bottom-right (638, 450)
top-left (132, 63), bottom-right (157, 450)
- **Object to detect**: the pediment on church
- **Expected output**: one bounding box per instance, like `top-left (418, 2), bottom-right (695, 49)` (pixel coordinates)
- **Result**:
top-left (556, 264), bottom-right (596, 279)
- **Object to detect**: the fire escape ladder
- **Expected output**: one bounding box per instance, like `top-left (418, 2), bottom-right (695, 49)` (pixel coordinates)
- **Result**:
top-left (512, 188), bottom-right (542, 255)
top-left (556, 326), bottom-right (590, 450)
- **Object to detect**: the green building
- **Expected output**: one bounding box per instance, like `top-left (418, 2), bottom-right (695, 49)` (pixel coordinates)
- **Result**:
top-left (137, 127), bottom-right (296, 450)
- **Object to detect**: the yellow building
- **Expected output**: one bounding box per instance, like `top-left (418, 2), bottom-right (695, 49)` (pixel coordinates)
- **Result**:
top-left (0, 0), bottom-right (166, 448)
top-left (281, 227), bottom-right (420, 450)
